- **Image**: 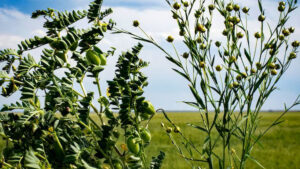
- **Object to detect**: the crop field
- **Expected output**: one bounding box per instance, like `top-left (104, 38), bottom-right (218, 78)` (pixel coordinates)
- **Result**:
top-left (143, 112), bottom-right (300, 169)
top-left (1, 112), bottom-right (299, 169)
top-left (144, 112), bottom-right (299, 169)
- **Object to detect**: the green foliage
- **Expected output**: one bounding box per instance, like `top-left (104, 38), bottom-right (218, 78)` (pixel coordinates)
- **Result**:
top-left (24, 148), bottom-right (41, 169)
top-left (149, 151), bottom-right (165, 169)
top-left (0, 0), bottom-right (161, 168)
top-left (32, 8), bottom-right (87, 36)
top-left (87, 0), bottom-right (103, 22)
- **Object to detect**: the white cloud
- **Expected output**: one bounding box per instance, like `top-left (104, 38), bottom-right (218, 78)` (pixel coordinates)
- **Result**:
top-left (0, 8), bottom-right (44, 36)
top-left (0, 34), bottom-right (23, 48)
top-left (32, 29), bottom-right (47, 37)
top-left (0, 8), bottom-right (44, 49)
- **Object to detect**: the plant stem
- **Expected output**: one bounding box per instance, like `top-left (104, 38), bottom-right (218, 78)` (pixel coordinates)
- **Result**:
top-left (95, 75), bottom-right (105, 125)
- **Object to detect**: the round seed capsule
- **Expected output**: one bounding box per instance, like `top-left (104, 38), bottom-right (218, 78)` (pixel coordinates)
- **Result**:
top-left (233, 81), bottom-right (239, 88)
top-left (258, 15), bottom-right (265, 22)
top-left (255, 32), bottom-right (261, 39)
top-left (226, 4), bottom-right (233, 12)
top-left (173, 2), bottom-right (181, 10)
top-left (282, 29), bottom-right (290, 36)
top-left (200, 61), bottom-right (205, 68)
top-left (196, 37), bottom-right (202, 43)
top-left (233, 4), bottom-right (240, 11)
top-left (233, 16), bottom-right (240, 24)
top-left (242, 72), bottom-right (247, 78)
top-left (236, 75), bottom-right (242, 81)
top-left (224, 50), bottom-right (229, 56)
top-left (292, 41), bottom-right (299, 47)
top-left (278, 5), bottom-right (285, 12)
top-left (194, 10), bottom-right (201, 18)
top-left (289, 27), bottom-right (295, 33)
top-left (200, 43), bottom-right (207, 50)
top-left (183, 52), bottom-right (189, 59)
top-left (227, 16), bottom-right (234, 22)
top-left (271, 69), bottom-right (277, 76)
top-left (229, 56), bottom-right (237, 63)
top-left (279, 34), bottom-right (285, 41)
top-left (228, 22), bottom-right (234, 28)
top-left (167, 36), bottom-right (174, 43)
top-left (183, 1), bottom-right (189, 7)
top-left (237, 32), bottom-right (244, 38)
top-left (215, 41), bottom-right (221, 47)
top-left (166, 127), bottom-right (173, 133)
top-left (264, 43), bottom-right (272, 49)
top-left (223, 29), bottom-right (229, 36)
top-left (268, 63), bottom-right (276, 69)
top-left (173, 13), bottom-right (179, 19)
top-left (216, 65), bottom-right (222, 71)
top-left (289, 52), bottom-right (297, 60)
top-left (133, 20), bottom-right (139, 27)
top-left (196, 24), bottom-right (206, 33)
top-left (209, 4), bottom-right (215, 11)
top-left (279, 2), bottom-right (286, 6)
top-left (256, 62), bottom-right (262, 70)
top-left (251, 68), bottom-right (257, 74)
top-left (174, 126), bottom-right (181, 133)
top-left (242, 7), bottom-right (249, 13)
top-left (179, 30), bottom-right (185, 36)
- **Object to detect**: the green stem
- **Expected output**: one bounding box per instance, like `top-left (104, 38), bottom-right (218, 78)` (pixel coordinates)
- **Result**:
top-left (80, 81), bottom-right (86, 96)
top-left (95, 75), bottom-right (105, 125)
top-left (53, 132), bottom-right (65, 155)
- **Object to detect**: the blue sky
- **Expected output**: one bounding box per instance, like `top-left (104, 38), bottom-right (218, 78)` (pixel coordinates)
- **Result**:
top-left (0, 0), bottom-right (165, 13)
top-left (1, 0), bottom-right (300, 111)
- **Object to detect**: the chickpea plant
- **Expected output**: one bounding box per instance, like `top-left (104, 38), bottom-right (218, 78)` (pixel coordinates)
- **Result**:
top-left (116, 0), bottom-right (300, 168)
top-left (0, 0), bottom-right (164, 168)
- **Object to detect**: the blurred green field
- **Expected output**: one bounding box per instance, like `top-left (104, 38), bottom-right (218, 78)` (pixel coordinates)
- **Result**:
top-left (144, 112), bottom-right (300, 169)
top-left (1, 112), bottom-right (299, 169)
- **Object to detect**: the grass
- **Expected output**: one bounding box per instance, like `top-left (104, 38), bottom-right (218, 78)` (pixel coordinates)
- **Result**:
top-left (0, 112), bottom-right (299, 169)
top-left (144, 112), bottom-right (300, 169)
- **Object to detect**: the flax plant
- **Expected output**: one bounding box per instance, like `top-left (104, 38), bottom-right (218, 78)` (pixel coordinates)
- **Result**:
top-left (115, 0), bottom-right (300, 168)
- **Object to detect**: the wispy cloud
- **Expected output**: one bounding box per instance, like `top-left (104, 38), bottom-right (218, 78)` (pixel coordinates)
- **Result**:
top-left (0, 8), bottom-right (45, 41)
